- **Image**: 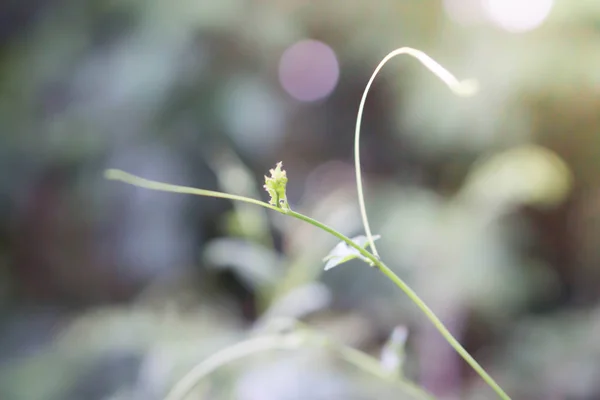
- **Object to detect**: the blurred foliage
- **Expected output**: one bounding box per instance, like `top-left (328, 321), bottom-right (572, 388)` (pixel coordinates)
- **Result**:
top-left (1, 0), bottom-right (600, 399)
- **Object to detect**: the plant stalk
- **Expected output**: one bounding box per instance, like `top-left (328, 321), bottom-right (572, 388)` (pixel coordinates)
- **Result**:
top-left (105, 169), bottom-right (510, 400)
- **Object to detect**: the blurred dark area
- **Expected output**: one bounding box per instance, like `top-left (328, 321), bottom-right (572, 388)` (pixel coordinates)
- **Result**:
top-left (1, 0), bottom-right (599, 399)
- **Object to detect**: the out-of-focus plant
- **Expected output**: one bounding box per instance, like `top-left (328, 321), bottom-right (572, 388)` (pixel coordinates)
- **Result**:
top-left (105, 47), bottom-right (518, 399)
top-left (163, 318), bottom-right (431, 400)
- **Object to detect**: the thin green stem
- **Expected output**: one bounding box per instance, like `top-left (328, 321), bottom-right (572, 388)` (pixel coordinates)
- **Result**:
top-left (105, 169), bottom-right (510, 399)
top-left (377, 264), bottom-right (510, 399)
top-left (290, 210), bottom-right (510, 400)
top-left (104, 169), bottom-right (280, 212)
top-left (354, 47), bottom-right (479, 257)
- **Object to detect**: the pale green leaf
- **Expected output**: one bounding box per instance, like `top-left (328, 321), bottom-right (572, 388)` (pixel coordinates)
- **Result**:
top-left (323, 234), bottom-right (381, 271)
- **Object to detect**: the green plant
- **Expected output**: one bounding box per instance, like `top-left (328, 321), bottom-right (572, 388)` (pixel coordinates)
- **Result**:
top-left (105, 47), bottom-right (510, 399)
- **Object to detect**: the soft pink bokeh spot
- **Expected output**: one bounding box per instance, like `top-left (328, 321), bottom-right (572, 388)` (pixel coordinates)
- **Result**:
top-left (278, 40), bottom-right (339, 102)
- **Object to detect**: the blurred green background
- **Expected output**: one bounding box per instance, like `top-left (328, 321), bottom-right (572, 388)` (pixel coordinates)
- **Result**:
top-left (1, 0), bottom-right (599, 399)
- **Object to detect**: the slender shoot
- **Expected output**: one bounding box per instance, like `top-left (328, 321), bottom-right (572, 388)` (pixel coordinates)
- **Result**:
top-left (105, 169), bottom-right (511, 399)
top-left (354, 47), bottom-right (478, 256)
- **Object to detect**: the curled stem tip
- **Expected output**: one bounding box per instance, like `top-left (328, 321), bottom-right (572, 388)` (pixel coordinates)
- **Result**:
top-left (355, 47), bottom-right (478, 256)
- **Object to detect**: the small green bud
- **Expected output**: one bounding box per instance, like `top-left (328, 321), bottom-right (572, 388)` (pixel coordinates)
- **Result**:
top-left (264, 162), bottom-right (290, 211)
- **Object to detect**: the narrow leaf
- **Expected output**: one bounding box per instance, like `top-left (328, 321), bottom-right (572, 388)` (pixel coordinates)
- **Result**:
top-left (323, 234), bottom-right (380, 271)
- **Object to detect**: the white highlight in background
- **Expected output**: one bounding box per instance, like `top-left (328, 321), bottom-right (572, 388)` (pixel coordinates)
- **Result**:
top-left (483, 0), bottom-right (554, 33)
top-left (278, 40), bottom-right (339, 102)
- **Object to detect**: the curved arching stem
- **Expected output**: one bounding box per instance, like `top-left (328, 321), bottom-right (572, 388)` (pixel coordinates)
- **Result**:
top-left (354, 47), bottom-right (478, 256)
top-left (105, 169), bottom-right (511, 399)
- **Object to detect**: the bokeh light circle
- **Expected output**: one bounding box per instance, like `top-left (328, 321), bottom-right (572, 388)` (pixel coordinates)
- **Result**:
top-left (483, 0), bottom-right (554, 33)
top-left (278, 40), bottom-right (339, 102)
